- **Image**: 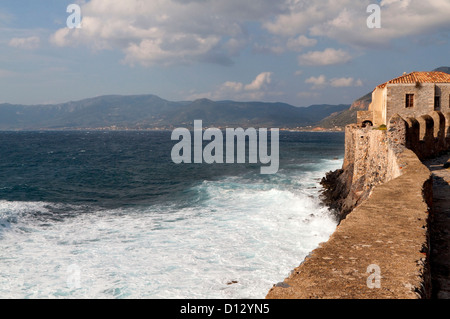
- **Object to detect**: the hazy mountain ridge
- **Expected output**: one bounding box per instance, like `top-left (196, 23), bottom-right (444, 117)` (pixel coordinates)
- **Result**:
top-left (318, 92), bottom-right (372, 128)
top-left (433, 66), bottom-right (450, 74)
top-left (0, 95), bottom-right (349, 130)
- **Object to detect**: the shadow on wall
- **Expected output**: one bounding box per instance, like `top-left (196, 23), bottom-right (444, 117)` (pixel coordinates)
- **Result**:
top-left (400, 111), bottom-right (450, 159)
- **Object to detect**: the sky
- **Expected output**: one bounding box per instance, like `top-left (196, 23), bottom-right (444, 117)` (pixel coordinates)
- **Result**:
top-left (0, 0), bottom-right (449, 107)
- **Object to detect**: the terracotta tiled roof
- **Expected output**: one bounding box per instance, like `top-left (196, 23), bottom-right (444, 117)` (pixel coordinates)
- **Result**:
top-left (377, 71), bottom-right (450, 89)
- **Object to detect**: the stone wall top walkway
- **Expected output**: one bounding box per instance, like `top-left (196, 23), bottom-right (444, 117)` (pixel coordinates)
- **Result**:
top-left (424, 152), bottom-right (450, 299)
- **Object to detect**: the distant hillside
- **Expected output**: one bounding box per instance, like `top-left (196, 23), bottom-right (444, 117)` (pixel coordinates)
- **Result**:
top-left (433, 66), bottom-right (450, 73)
top-left (318, 92), bottom-right (371, 129)
top-left (0, 95), bottom-right (349, 130)
top-left (318, 66), bottom-right (450, 129)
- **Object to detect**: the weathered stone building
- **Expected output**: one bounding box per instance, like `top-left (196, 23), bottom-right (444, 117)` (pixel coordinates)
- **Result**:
top-left (358, 71), bottom-right (450, 129)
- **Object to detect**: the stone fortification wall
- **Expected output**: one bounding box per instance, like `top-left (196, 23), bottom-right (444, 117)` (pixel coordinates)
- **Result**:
top-left (267, 111), bottom-right (449, 299)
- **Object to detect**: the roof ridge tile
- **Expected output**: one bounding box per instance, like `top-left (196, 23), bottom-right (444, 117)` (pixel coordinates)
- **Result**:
top-left (377, 71), bottom-right (450, 89)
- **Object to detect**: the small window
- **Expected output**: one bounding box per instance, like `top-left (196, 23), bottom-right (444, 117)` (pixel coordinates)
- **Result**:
top-left (434, 96), bottom-right (441, 110)
top-left (405, 94), bottom-right (414, 108)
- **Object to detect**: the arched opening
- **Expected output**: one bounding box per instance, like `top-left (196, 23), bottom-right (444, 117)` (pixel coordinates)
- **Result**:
top-left (445, 112), bottom-right (450, 139)
top-left (428, 111), bottom-right (445, 139)
top-left (362, 121), bottom-right (373, 128)
top-left (406, 117), bottom-right (420, 151)
top-left (418, 115), bottom-right (434, 141)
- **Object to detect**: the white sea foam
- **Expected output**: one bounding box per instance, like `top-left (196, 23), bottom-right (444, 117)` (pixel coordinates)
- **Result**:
top-left (0, 158), bottom-right (343, 299)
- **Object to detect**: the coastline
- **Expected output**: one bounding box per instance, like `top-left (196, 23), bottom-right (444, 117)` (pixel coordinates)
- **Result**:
top-left (0, 126), bottom-right (345, 132)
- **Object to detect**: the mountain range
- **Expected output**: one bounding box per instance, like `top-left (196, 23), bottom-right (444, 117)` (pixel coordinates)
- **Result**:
top-left (0, 95), bottom-right (349, 130)
top-left (1, 66), bottom-right (447, 131)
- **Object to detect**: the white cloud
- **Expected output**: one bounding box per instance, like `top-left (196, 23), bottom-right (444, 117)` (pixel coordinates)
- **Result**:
top-left (380, 0), bottom-right (412, 9)
top-left (286, 35), bottom-right (317, 52)
top-left (251, 33), bottom-right (316, 56)
top-left (305, 75), bottom-right (363, 88)
top-left (330, 77), bottom-right (363, 87)
top-left (298, 48), bottom-right (352, 66)
top-left (244, 72), bottom-right (272, 91)
top-left (265, 0), bottom-right (450, 48)
top-left (305, 75), bottom-right (327, 88)
top-left (188, 72), bottom-right (276, 101)
top-left (9, 36), bottom-right (40, 50)
top-left (264, 0), bottom-right (356, 36)
top-left (49, 0), bottom-right (285, 66)
top-left (47, 0), bottom-right (450, 67)
top-left (122, 34), bottom-right (222, 67)
top-left (222, 81), bottom-right (244, 92)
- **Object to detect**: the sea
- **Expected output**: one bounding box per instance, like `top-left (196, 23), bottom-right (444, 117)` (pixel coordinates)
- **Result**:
top-left (0, 131), bottom-right (344, 299)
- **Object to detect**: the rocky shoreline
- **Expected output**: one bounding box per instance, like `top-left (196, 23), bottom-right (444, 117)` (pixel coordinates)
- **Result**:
top-left (319, 160), bottom-right (373, 223)
top-left (319, 168), bottom-right (353, 222)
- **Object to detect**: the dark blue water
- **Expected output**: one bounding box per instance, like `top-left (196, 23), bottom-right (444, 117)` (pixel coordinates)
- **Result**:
top-left (0, 131), bottom-right (344, 207)
top-left (0, 131), bottom-right (344, 298)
